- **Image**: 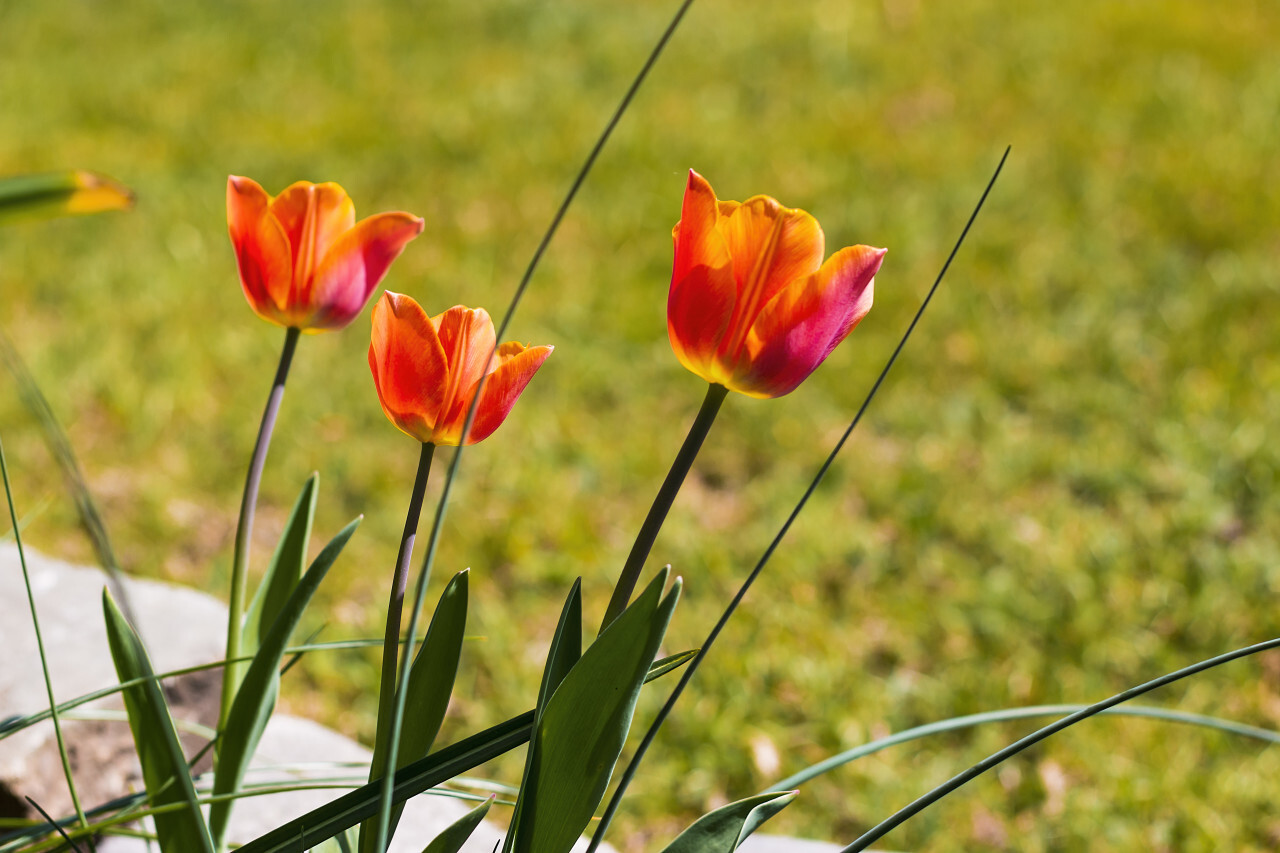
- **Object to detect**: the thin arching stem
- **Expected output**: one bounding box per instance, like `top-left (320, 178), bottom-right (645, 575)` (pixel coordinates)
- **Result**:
top-left (219, 326), bottom-right (300, 729)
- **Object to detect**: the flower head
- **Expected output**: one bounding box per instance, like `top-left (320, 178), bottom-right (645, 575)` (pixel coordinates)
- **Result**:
top-left (227, 176), bottom-right (424, 332)
top-left (667, 170), bottom-right (885, 398)
top-left (369, 292), bottom-right (553, 446)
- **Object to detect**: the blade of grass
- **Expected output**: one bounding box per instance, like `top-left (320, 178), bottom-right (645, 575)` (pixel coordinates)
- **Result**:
top-left (0, 637), bottom-right (458, 743)
top-left (373, 2), bottom-right (698, 848)
top-left (21, 798), bottom-right (85, 853)
top-left (0, 329), bottom-right (137, 627)
top-left (586, 146), bottom-right (1011, 853)
top-left (840, 635), bottom-right (1280, 851)
top-left (765, 703), bottom-right (1280, 793)
top-left (0, 432), bottom-right (88, 830)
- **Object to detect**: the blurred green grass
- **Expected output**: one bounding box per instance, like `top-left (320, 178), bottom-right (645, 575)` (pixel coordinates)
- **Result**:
top-left (3, 0), bottom-right (1279, 849)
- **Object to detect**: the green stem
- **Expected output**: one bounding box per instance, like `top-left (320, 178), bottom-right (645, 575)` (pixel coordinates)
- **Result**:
top-left (1, 433), bottom-right (89, 831)
top-left (599, 382), bottom-right (727, 634)
top-left (370, 442), bottom-right (435, 780)
top-left (219, 326), bottom-right (300, 730)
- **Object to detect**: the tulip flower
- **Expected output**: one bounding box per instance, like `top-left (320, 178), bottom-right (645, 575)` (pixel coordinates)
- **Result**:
top-left (218, 177), bottom-right (421, 770)
top-left (227, 176), bottom-right (424, 332)
top-left (369, 291), bottom-right (553, 446)
top-left (601, 171), bottom-right (886, 631)
top-left (667, 169), bottom-right (886, 398)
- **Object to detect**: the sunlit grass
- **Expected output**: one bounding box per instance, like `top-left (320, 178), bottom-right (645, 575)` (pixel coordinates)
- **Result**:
top-left (2, 0), bottom-right (1279, 849)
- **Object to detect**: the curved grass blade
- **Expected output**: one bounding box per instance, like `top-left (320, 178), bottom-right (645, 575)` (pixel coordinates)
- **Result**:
top-left (0, 637), bottom-right (480, 744)
top-left (765, 702), bottom-right (1280, 794)
top-left (360, 569), bottom-right (470, 853)
top-left (369, 0), bottom-right (698, 843)
top-left (0, 433), bottom-right (87, 829)
top-left (839, 635), bottom-right (1280, 852)
top-left (421, 796), bottom-right (493, 853)
top-left (661, 791), bottom-right (796, 853)
top-left (210, 516), bottom-right (361, 849)
top-left (0, 329), bottom-right (137, 627)
top-left (102, 588), bottom-right (214, 853)
top-left (511, 570), bottom-right (679, 853)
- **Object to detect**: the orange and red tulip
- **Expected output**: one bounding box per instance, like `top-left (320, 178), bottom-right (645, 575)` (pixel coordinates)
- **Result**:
top-left (667, 170), bottom-right (885, 398)
top-left (369, 292), bottom-right (553, 446)
top-left (227, 176), bottom-right (424, 332)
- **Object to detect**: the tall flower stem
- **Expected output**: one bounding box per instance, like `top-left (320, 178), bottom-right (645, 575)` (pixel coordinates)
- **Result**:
top-left (370, 441), bottom-right (435, 779)
top-left (599, 382), bottom-right (728, 633)
top-left (219, 326), bottom-right (301, 729)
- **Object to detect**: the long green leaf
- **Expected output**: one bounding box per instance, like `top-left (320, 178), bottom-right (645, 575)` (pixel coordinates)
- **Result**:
top-left (661, 791), bottom-right (796, 853)
top-left (361, 570), bottom-right (470, 853)
top-left (102, 589), bottom-right (214, 853)
top-left (242, 474), bottom-right (319, 671)
top-left (233, 648), bottom-right (694, 853)
top-left (503, 579), bottom-right (583, 852)
top-left (210, 516), bottom-right (361, 849)
top-left (421, 796), bottom-right (493, 853)
top-left (512, 569), bottom-right (680, 853)
top-left (0, 170), bottom-right (133, 224)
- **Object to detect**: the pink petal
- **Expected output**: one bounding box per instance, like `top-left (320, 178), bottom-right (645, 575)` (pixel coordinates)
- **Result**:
top-left (731, 245), bottom-right (884, 398)
top-left (307, 211), bottom-right (425, 330)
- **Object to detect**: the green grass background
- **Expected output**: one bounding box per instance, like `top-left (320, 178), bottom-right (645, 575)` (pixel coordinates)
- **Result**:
top-left (3, 0), bottom-right (1280, 849)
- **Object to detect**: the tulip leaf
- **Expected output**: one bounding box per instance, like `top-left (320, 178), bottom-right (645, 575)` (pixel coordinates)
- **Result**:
top-left (421, 796), bottom-right (494, 853)
top-left (648, 649), bottom-right (698, 682)
top-left (238, 474), bottom-right (319, 692)
top-left (0, 170), bottom-right (133, 225)
top-left (360, 569), bottom-right (470, 853)
top-left (235, 650), bottom-right (689, 853)
top-left (102, 588), bottom-right (214, 853)
top-left (234, 475), bottom-right (317, 691)
top-left (504, 578), bottom-right (582, 850)
top-left (510, 568), bottom-right (680, 853)
top-left (660, 791), bottom-right (797, 853)
top-left (210, 515), bottom-right (361, 849)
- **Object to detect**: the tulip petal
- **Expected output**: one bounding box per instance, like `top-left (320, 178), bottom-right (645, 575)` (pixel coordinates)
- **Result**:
top-left (716, 194), bottom-right (824, 356)
top-left (731, 245), bottom-right (884, 398)
top-left (227, 176), bottom-right (293, 324)
top-left (461, 344), bottom-right (554, 445)
top-left (369, 292), bottom-right (450, 442)
top-left (307, 212), bottom-right (425, 330)
top-left (433, 305), bottom-right (497, 422)
top-left (270, 182), bottom-right (356, 286)
top-left (668, 171), bottom-right (736, 382)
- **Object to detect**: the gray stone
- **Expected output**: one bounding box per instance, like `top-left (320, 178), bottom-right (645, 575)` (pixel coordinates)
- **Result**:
top-left (1, 544), bottom-right (843, 852)
top-left (0, 545), bottom-right (512, 851)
